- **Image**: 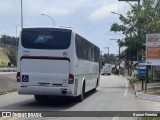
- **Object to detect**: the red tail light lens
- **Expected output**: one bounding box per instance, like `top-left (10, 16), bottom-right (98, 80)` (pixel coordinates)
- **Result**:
top-left (16, 72), bottom-right (20, 82)
top-left (68, 74), bottom-right (74, 84)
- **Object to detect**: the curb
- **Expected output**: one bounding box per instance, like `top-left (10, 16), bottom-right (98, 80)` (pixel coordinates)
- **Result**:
top-left (0, 89), bottom-right (17, 96)
top-left (136, 92), bottom-right (160, 102)
top-left (0, 68), bottom-right (17, 72)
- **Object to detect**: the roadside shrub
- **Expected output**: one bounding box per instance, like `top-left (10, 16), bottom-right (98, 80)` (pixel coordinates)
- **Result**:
top-left (6, 50), bottom-right (17, 66)
top-left (128, 77), bottom-right (141, 86)
top-left (140, 117), bottom-right (160, 120)
top-left (137, 75), bottom-right (145, 81)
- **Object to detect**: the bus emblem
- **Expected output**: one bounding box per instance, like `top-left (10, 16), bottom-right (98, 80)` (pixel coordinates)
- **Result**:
top-left (63, 51), bottom-right (68, 57)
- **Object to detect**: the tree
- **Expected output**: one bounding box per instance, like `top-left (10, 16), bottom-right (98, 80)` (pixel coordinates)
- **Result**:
top-left (103, 53), bottom-right (116, 64)
top-left (0, 35), bottom-right (18, 47)
top-left (0, 35), bottom-right (18, 66)
top-left (110, 0), bottom-right (160, 59)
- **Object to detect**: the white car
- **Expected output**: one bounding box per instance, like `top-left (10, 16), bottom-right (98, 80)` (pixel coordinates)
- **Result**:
top-left (101, 64), bottom-right (112, 75)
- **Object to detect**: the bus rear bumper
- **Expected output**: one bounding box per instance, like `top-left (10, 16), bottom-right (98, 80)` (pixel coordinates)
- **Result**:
top-left (17, 85), bottom-right (76, 96)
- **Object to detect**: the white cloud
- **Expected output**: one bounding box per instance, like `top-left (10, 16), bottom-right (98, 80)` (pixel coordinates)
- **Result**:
top-left (0, 1), bottom-right (17, 14)
top-left (0, 0), bottom-right (129, 54)
top-left (43, 8), bottom-right (71, 17)
top-left (22, 0), bottom-right (73, 17)
top-left (89, 2), bottom-right (125, 21)
top-left (23, 0), bottom-right (96, 17)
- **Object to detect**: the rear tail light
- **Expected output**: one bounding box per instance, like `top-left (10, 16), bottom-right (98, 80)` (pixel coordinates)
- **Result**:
top-left (16, 72), bottom-right (20, 82)
top-left (68, 74), bottom-right (74, 84)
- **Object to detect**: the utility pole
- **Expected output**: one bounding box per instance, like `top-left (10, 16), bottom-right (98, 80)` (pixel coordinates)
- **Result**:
top-left (13, 25), bottom-right (20, 38)
top-left (105, 47), bottom-right (109, 55)
top-left (21, 0), bottom-right (23, 29)
top-left (118, 0), bottom-right (140, 5)
top-left (138, 0), bottom-right (140, 5)
top-left (105, 47), bottom-right (110, 63)
top-left (13, 25), bottom-right (20, 52)
top-left (118, 0), bottom-right (141, 76)
top-left (110, 39), bottom-right (121, 73)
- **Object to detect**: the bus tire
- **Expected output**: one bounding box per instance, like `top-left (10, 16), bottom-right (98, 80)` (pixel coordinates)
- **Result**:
top-left (93, 79), bottom-right (98, 92)
top-left (34, 95), bottom-right (47, 102)
top-left (77, 82), bottom-right (85, 102)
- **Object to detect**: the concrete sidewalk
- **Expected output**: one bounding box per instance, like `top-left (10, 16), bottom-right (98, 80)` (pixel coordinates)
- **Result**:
top-left (127, 76), bottom-right (160, 102)
top-left (135, 82), bottom-right (160, 102)
top-left (136, 91), bottom-right (160, 102)
top-left (123, 70), bottom-right (160, 102)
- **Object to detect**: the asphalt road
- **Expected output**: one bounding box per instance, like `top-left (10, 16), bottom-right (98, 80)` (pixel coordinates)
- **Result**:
top-left (0, 74), bottom-right (159, 120)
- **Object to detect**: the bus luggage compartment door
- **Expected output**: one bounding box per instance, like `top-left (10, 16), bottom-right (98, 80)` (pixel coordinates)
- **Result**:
top-left (20, 59), bottom-right (69, 87)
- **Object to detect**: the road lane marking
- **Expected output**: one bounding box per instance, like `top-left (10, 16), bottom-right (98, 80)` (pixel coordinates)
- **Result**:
top-left (0, 72), bottom-right (16, 75)
top-left (154, 102), bottom-right (160, 111)
top-left (112, 117), bottom-right (119, 120)
top-left (0, 117), bottom-right (18, 120)
top-left (124, 79), bottom-right (128, 97)
top-left (0, 92), bottom-right (17, 97)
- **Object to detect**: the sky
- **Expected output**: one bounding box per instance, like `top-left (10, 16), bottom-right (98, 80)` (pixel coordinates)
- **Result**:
top-left (0, 0), bottom-right (136, 55)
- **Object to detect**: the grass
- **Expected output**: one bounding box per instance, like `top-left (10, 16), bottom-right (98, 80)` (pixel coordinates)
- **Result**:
top-left (128, 77), bottom-right (141, 86)
top-left (129, 76), bottom-right (160, 95)
top-left (141, 87), bottom-right (160, 96)
top-left (0, 47), bottom-right (10, 67)
top-left (0, 89), bottom-right (17, 96)
top-left (139, 117), bottom-right (160, 120)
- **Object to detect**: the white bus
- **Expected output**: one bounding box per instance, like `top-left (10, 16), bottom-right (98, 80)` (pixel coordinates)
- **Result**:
top-left (17, 27), bottom-right (100, 102)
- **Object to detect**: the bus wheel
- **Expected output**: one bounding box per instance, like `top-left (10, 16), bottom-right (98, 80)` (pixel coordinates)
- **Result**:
top-left (77, 83), bottom-right (85, 102)
top-left (93, 79), bottom-right (98, 92)
top-left (34, 95), bottom-right (47, 102)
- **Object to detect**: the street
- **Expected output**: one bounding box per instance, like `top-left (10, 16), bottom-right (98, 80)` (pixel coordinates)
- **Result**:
top-left (0, 74), bottom-right (159, 120)
top-left (1, 0), bottom-right (160, 120)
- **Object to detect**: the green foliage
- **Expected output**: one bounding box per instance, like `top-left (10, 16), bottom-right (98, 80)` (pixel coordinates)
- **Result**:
top-left (103, 53), bottom-right (116, 64)
top-left (110, 23), bottom-right (126, 32)
top-left (0, 89), bottom-right (17, 96)
top-left (128, 75), bottom-right (141, 86)
top-left (140, 117), bottom-right (160, 120)
top-left (128, 73), bottom-right (151, 86)
top-left (110, 23), bottom-right (119, 32)
top-left (0, 61), bottom-right (6, 67)
top-left (129, 73), bottom-right (152, 86)
top-left (6, 50), bottom-right (17, 66)
top-left (0, 34), bottom-right (18, 66)
top-left (137, 74), bottom-right (145, 81)
top-left (133, 66), bottom-right (138, 70)
top-left (148, 73), bottom-right (152, 82)
top-left (110, 0), bottom-right (160, 55)
top-left (0, 35), bottom-right (18, 47)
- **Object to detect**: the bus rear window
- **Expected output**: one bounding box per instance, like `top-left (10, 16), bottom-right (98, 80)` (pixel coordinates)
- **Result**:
top-left (21, 28), bottom-right (71, 49)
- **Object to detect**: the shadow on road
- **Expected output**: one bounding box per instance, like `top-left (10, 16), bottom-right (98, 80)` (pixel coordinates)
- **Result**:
top-left (1, 89), bottom-right (98, 111)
